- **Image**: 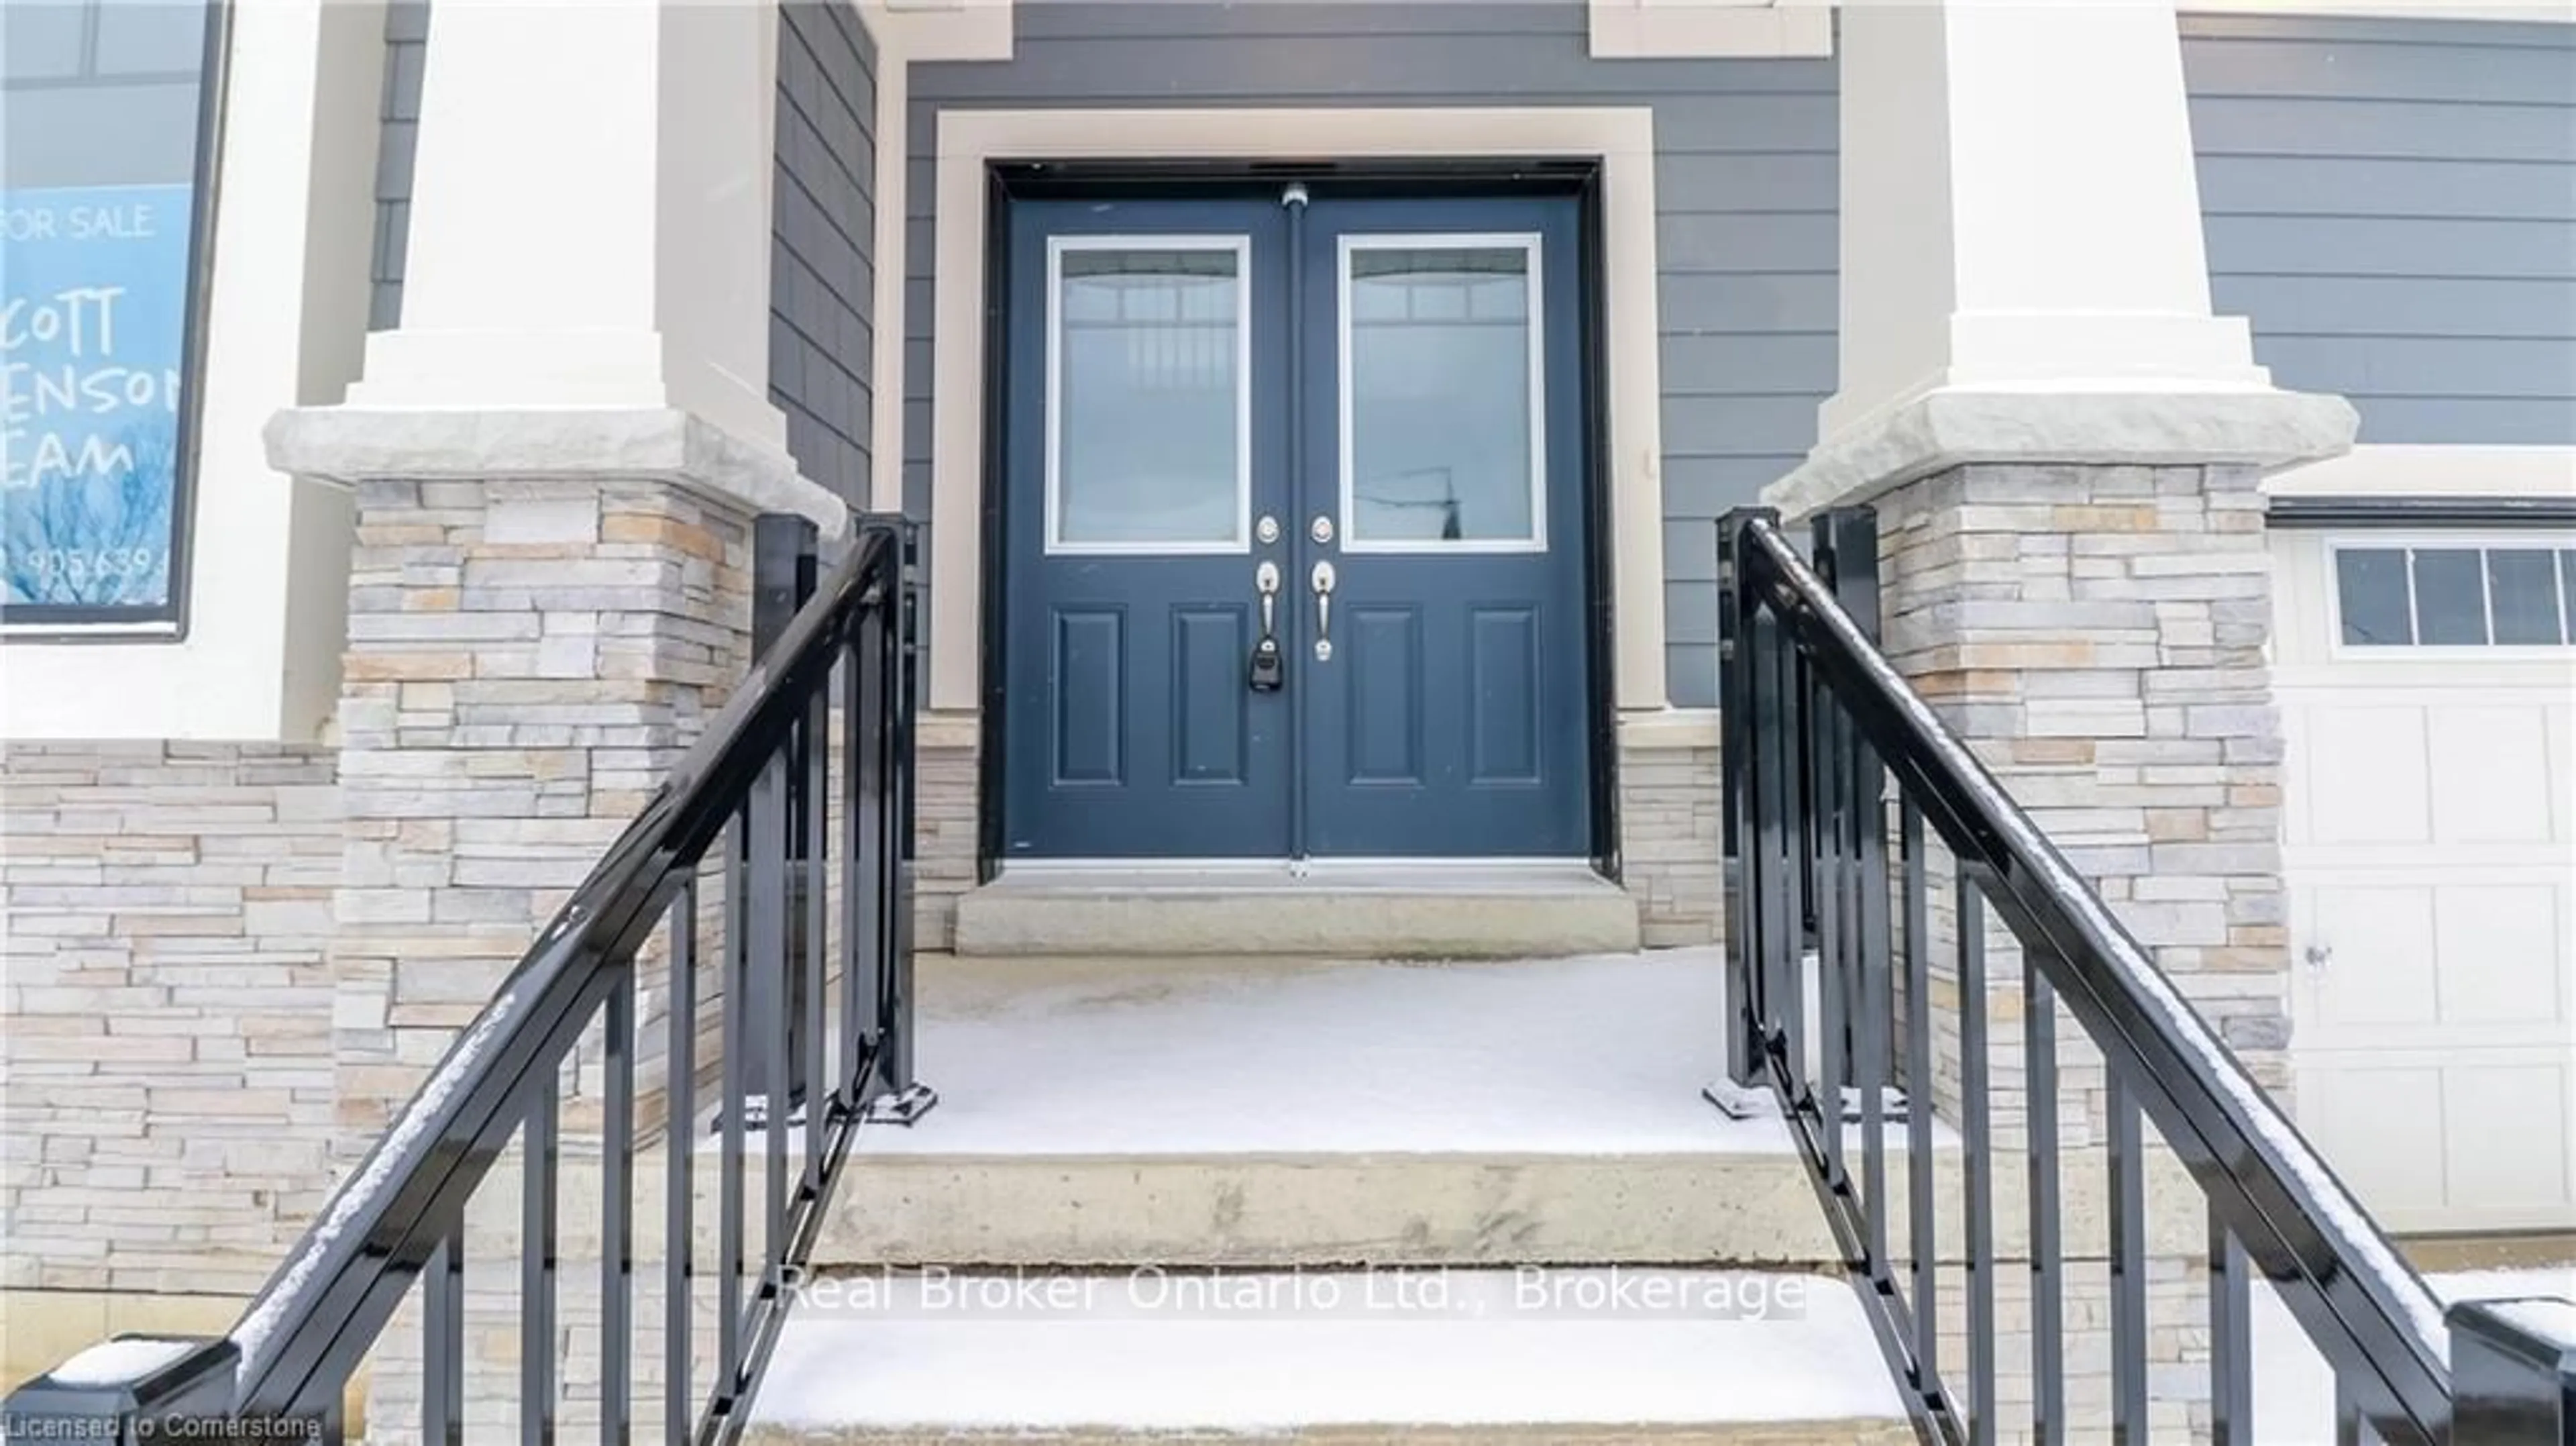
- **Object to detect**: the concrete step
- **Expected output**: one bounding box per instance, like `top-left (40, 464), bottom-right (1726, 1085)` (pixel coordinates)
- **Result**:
top-left (822, 1145), bottom-right (1835, 1268)
top-left (950, 861), bottom-right (1641, 958)
top-left (744, 1267), bottom-right (1913, 1445)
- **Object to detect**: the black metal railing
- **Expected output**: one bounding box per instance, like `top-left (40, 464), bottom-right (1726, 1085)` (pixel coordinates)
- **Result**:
top-left (1715, 505), bottom-right (2575, 1446)
top-left (8, 512), bottom-right (932, 1446)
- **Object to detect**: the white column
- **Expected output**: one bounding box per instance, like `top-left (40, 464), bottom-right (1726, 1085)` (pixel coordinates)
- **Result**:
top-left (1790, 0), bottom-right (2351, 505)
top-left (343, 0), bottom-right (786, 452)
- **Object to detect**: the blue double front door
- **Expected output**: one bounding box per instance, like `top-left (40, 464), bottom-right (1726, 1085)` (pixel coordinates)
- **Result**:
top-left (999, 190), bottom-right (1592, 861)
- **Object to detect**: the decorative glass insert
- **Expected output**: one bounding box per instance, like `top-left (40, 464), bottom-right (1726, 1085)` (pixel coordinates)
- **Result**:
top-left (2333, 544), bottom-right (2576, 648)
top-left (1046, 240), bottom-right (1248, 551)
top-left (1341, 238), bottom-right (1543, 549)
top-left (1, 0), bottom-right (222, 630)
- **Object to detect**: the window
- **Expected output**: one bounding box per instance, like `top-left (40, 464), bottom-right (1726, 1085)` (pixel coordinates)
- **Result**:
top-left (1044, 238), bottom-right (1251, 554)
top-left (1, 0), bottom-right (223, 632)
top-left (1339, 234), bottom-right (1546, 553)
top-left (2332, 544), bottom-right (2576, 649)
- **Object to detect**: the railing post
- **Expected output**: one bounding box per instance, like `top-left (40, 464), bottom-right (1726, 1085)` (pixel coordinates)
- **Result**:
top-left (2, 1338), bottom-right (259, 1446)
top-left (2451, 1298), bottom-right (2576, 1445)
top-left (1709, 508), bottom-right (1781, 1119)
top-left (751, 514), bottom-right (820, 1123)
top-left (859, 515), bottom-right (935, 1125)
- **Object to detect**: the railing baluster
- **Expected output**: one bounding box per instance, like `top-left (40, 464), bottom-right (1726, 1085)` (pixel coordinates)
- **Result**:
top-left (523, 1072), bottom-right (559, 1446)
top-left (749, 748), bottom-right (791, 1289)
top-left (862, 605), bottom-right (894, 1098)
top-left (885, 523), bottom-right (923, 1102)
top-left (665, 882), bottom-right (697, 1446)
top-left (1959, 880), bottom-right (1996, 1446)
top-left (718, 811), bottom-right (747, 1403)
top-left (1824, 507), bottom-right (1892, 1282)
top-left (1816, 666), bottom-right (1847, 1182)
top-left (1899, 801), bottom-right (1938, 1398)
top-left (424, 1230), bottom-right (463, 1446)
top-left (1752, 600), bottom-right (1796, 1084)
top-left (2026, 962), bottom-right (2065, 1446)
top-left (1770, 623), bottom-right (1805, 1092)
top-left (1717, 516), bottom-right (1762, 1092)
top-left (840, 634), bottom-right (869, 1111)
top-left (2108, 1078), bottom-right (2149, 1443)
top-left (1854, 722), bottom-right (1892, 1287)
top-left (2210, 1205), bottom-right (2253, 1446)
top-left (804, 659), bottom-right (830, 1181)
top-left (601, 970), bottom-right (634, 1446)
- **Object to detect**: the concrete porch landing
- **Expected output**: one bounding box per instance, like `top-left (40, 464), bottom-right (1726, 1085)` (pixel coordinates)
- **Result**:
top-left (947, 860), bottom-right (1643, 958)
top-left (820, 948), bottom-right (1848, 1268)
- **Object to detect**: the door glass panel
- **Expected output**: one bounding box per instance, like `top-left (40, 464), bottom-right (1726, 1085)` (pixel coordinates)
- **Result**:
top-left (1341, 239), bottom-right (1541, 549)
top-left (1049, 241), bottom-right (1247, 550)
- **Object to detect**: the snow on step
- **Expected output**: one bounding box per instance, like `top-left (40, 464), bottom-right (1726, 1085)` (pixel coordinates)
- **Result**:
top-left (748, 1268), bottom-right (1909, 1443)
top-left (867, 948), bottom-right (1790, 1157)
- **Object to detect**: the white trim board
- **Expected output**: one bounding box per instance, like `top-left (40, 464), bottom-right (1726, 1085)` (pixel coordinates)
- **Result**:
top-left (2182, 1), bottom-right (2575, 22)
top-left (924, 106), bottom-right (1670, 714)
top-left (1589, 0), bottom-right (1835, 58)
top-left (2267, 445), bottom-right (2576, 502)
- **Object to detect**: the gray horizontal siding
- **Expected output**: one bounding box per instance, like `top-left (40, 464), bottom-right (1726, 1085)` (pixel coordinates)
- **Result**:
top-left (771, 0), bottom-right (879, 504)
top-left (908, 1), bottom-right (1839, 708)
top-left (369, 2), bottom-right (427, 330)
top-left (2183, 15), bottom-right (2576, 446)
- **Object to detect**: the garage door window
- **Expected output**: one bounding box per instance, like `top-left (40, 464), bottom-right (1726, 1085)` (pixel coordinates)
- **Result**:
top-left (2334, 544), bottom-right (2576, 649)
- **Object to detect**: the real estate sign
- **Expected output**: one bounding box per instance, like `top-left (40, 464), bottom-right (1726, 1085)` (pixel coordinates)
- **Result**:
top-left (1, 183), bottom-right (195, 616)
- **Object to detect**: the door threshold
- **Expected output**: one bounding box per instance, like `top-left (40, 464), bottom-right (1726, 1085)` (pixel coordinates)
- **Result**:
top-left (984, 857), bottom-right (1617, 894)
top-left (958, 858), bottom-right (1638, 958)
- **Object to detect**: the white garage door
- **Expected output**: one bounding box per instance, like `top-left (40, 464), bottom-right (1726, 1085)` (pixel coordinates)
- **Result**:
top-left (2275, 529), bottom-right (2576, 1235)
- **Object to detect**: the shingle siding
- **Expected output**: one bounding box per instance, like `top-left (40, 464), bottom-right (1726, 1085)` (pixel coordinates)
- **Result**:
top-left (771, 0), bottom-right (879, 503)
top-left (2182, 15), bottom-right (2576, 446)
top-left (905, 1), bottom-right (1839, 709)
top-left (370, 1), bottom-right (427, 330)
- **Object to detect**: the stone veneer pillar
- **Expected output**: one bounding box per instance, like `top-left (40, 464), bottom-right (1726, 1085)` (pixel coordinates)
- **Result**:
top-left (268, 409), bottom-right (847, 1149)
top-left (1876, 460), bottom-right (2299, 1123)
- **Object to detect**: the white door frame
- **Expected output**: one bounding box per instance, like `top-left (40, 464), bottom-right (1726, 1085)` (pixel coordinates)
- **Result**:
top-left (919, 105), bottom-right (1670, 717)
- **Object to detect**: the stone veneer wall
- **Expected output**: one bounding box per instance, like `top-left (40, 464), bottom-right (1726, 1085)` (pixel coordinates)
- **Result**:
top-left (0, 743), bottom-right (341, 1295)
top-left (911, 720), bottom-right (978, 952)
top-left (1619, 734), bottom-right (1723, 947)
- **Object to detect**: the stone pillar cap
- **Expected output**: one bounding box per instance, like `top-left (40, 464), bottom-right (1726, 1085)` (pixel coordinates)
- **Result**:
top-left (266, 406), bottom-right (851, 538)
top-left (1764, 387), bottom-right (2360, 522)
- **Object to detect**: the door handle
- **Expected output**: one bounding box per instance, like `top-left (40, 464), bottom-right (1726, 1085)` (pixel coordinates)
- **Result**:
top-left (1311, 560), bottom-right (1336, 662)
top-left (1249, 561), bottom-right (1285, 692)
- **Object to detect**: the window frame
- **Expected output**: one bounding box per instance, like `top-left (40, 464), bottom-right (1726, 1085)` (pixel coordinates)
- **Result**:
top-left (1040, 233), bottom-right (1254, 558)
top-left (1336, 231), bottom-right (1550, 556)
top-left (0, 0), bottom-right (228, 639)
